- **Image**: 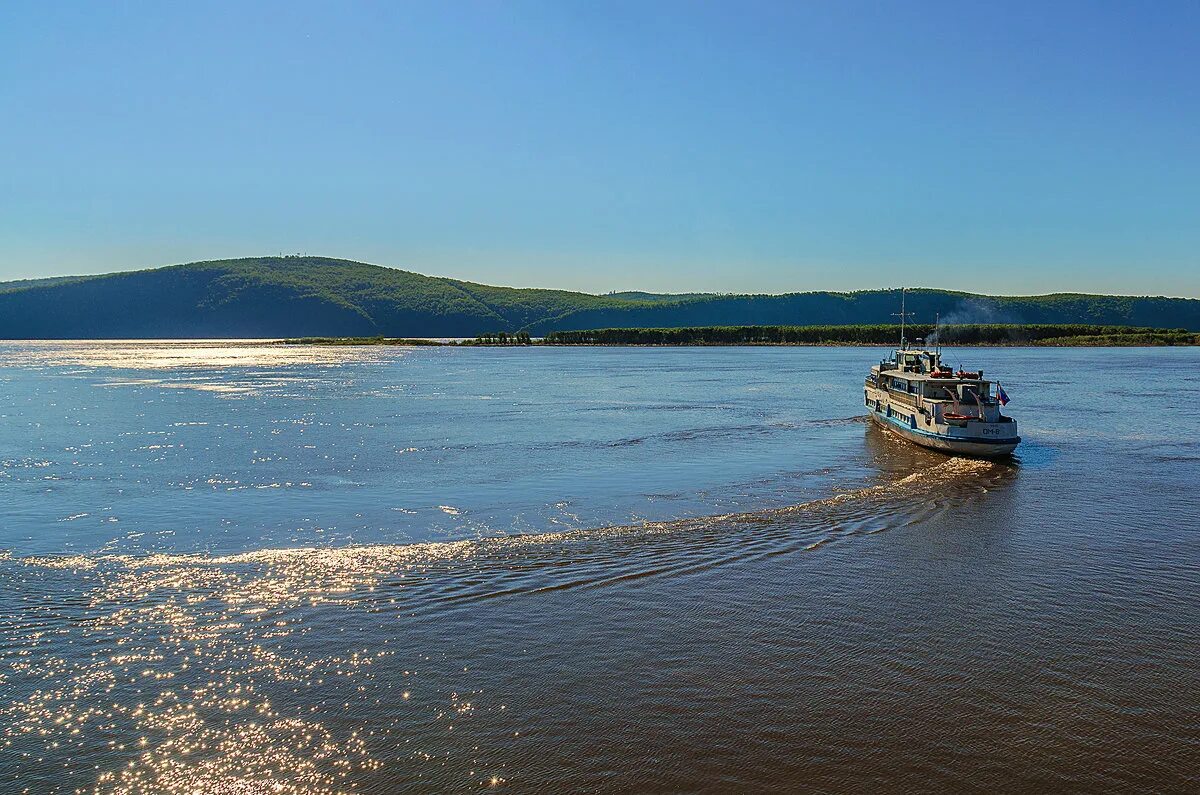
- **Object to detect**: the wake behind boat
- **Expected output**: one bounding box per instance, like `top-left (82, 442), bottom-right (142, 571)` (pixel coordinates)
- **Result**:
top-left (864, 293), bottom-right (1020, 457)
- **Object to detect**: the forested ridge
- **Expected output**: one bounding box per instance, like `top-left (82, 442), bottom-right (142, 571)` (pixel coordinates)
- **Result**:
top-left (2, 256), bottom-right (1198, 338)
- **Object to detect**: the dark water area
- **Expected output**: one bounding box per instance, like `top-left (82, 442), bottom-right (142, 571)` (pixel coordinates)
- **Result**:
top-left (1, 342), bottom-right (1197, 793)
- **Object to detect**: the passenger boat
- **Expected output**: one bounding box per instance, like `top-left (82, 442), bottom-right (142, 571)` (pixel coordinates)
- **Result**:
top-left (864, 298), bottom-right (1020, 457)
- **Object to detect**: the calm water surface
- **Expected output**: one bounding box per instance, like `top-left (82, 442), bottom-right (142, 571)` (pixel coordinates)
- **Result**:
top-left (1, 341), bottom-right (1197, 793)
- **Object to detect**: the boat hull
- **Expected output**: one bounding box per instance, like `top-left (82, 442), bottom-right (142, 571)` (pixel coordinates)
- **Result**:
top-left (867, 409), bottom-right (1020, 458)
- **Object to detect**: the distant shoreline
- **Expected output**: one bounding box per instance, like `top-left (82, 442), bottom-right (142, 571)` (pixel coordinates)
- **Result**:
top-left (275, 323), bottom-right (1199, 348)
top-left (277, 335), bottom-right (1200, 349)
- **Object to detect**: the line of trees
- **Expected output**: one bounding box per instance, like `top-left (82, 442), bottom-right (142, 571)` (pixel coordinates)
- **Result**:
top-left (472, 331), bottom-right (533, 345)
top-left (543, 324), bottom-right (1198, 346)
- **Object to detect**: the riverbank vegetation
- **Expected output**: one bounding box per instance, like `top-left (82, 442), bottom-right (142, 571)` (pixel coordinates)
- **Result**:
top-left (280, 324), bottom-right (1199, 347)
top-left (278, 336), bottom-right (444, 346)
top-left (472, 331), bottom-right (533, 345)
top-left (541, 324), bottom-right (1200, 346)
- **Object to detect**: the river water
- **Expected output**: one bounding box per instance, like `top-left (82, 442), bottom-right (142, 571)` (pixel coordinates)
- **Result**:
top-left (1, 341), bottom-right (1197, 793)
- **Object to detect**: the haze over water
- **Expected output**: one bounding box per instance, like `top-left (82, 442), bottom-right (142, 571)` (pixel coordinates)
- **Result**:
top-left (2, 342), bottom-right (1197, 793)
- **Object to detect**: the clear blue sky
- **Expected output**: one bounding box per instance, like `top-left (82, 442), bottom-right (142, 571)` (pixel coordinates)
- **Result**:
top-left (2, 1), bottom-right (1197, 296)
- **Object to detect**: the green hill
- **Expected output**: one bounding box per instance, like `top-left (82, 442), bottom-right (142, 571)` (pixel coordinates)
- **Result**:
top-left (1, 256), bottom-right (1198, 338)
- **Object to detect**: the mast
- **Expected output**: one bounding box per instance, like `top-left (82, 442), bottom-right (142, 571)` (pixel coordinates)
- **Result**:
top-left (892, 288), bottom-right (914, 351)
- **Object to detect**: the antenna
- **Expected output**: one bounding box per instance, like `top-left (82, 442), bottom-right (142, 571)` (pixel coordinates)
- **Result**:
top-left (935, 312), bottom-right (941, 357)
top-left (891, 288), bottom-right (914, 350)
